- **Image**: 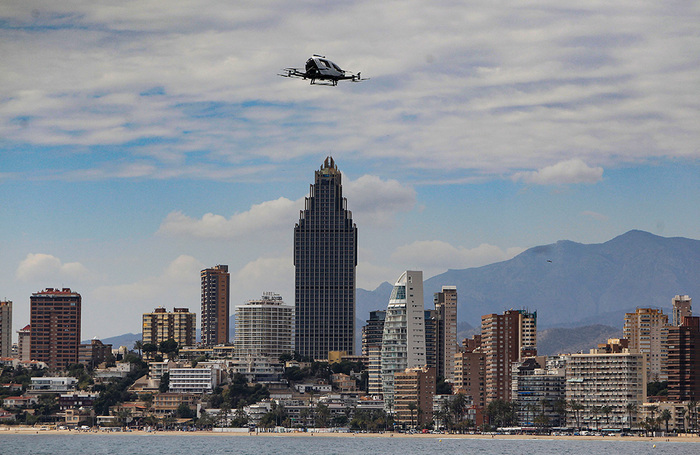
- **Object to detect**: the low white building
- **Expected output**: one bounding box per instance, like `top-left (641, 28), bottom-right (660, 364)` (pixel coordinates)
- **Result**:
top-left (28, 377), bottom-right (78, 395)
top-left (169, 363), bottom-right (222, 394)
top-left (228, 355), bottom-right (284, 383)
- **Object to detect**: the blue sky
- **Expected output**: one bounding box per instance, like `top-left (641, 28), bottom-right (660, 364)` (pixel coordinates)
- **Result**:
top-left (1, 1), bottom-right (699, 339)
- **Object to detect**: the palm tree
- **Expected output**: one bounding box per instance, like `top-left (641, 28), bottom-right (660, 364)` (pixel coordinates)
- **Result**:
top-left (591, 406), bottom-right (601, 431)
top-left (648, 405), bottom-right (659, 431)
top-left (680, 408), bottom-right (687, 434)
top-left (601, 405), bottom-right (612, 429)
top-left (133, 340), bottom-right (143, 357)
top-left (660, 409), bottom-right (672, 433)
top-left (626, 403), bottom-right (637, 431)
top-left (568, 400), bottom-right (584, 430)
top-left (407, 402), bottom-right (417, 428)
top-left (688, 401), bottom-right (698, 433)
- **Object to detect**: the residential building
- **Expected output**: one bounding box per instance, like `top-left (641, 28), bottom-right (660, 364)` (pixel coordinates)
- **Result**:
top-left (453, 335), bottom-right (485, 410)
top-left (363, 310), bottom-right (386, 396)
top-left (78, 338), bottom-right (113, 367)
top-left (511, 356), bottom-right (566, 427)
top-left (152, 393), bottom-right (197, 416)
top-left (667, 316), bottom-right (700, 402)
top-left (201, 265), bottom-right (230, 346)
top-left (639, 401), bottom-right (690, 432)
top-left (234, 292), bottom-right (293, 358)
top-left (0, 301), bottom-right (11, 358)
top-left (361, 310), bottom-right (385, 356)
top-left (481, 309), bottom-right (537, 402)
top-left (17, 325), bottom-right (30, 361)
top-left (434, 286), bottom-right (458, 381)
top-left (424, 309), bottom-right (438, 373)
top-left (2, 395), bottom-right (38, 408)
top-left (58, 393), bottom-right (99, 411)
top-left (394, 366), bottom-right (436, 427)
top-left (30, 288), bottom-right (81, 370)
top-left (168, 363), bottom-right (222, 394)
top-left (28, 377), bottom-right (78, 395)
top-left (623, 307), bottom-right (669, 382)
top-left (672, 295), bottom-right (692, 327)
top-left (565, 352), bottom-right (646, 429)
top-left (381, 271), bottom-right (426, 410)
top-left (228, 355), bottom-right (285, 383)
top-left (294, 157), bottom-right (357, 360)
top-left (142, 307), bottom-right (196, 347)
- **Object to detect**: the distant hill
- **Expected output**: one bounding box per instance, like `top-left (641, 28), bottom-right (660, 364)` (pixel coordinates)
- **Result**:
top-left (103, 230), bottom-right (699, 355)
top-left (84, 332), bottom-right (141, 349)
top-left (537, 325), bottom-right (622, 356)
top-left (355, 230), bottom-right (700, 329)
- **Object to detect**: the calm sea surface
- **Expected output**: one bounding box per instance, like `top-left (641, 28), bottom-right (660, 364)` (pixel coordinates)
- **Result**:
top-left (1, 434), bottom-right (700, 455)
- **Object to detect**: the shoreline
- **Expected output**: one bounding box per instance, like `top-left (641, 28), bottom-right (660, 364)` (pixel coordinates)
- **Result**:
top-left (3, 427), bottom-right (700, 442)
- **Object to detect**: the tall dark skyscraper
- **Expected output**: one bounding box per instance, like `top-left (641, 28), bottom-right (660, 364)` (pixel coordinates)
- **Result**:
top-left (294, 157), bottom-right (357, 359)
top-left (201, 265), bottom-right (230, 346)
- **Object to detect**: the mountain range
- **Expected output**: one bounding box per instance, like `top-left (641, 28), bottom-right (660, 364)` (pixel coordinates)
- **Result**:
top-left (357, 230), bottom-right (700, 329)
top-left (95, 230), bottom-right (699, 355)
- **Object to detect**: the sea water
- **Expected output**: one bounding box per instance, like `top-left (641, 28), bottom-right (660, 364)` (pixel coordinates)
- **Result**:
top-left (1, 434), bottom-right (699, 455)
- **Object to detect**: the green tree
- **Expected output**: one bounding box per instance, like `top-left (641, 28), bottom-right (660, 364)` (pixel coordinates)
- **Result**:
top-left (486, 399), bottom-right (516, 428)
top-left (626, 402), bottom-right (637, 430)
top-left (159, 372), bottom-right (170, 393)
top-left (133, 340), bottom-right (143, 358)
top-left (175, 403), bottom-right (195, 419)
top-left (569, 400), bottom-right (584, 429)
top-left (159, 339), bottom-right (179, 358)
top-left (142, 343), bottom-right (158, 360)
top-left (407, 402), bottom-right (417, 428)
top-left (660, 409), bottom-right (672, 433)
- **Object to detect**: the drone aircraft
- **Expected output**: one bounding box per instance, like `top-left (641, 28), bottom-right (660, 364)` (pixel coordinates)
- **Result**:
top-left (279, 55), bottom-right (368, 86)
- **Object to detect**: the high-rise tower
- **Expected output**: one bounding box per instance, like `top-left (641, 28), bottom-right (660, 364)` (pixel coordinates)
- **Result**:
top-left (0, 300), bottom-right (12, 358)
top-left (623, 307), bottom-right (669, 382)
top-left (481, 309), bottom-right (537, 402)
top-left (294, 157), bottom-right (357, 360)
top-left (235, 292), bottom-right (294, 358)
top-left (381, 270), bottom-right (426, 409)
top-left (434, 286), bottom-right (458, 381)
top-left (201, 265), bottom-right (230, 346)
top-left (672, 295), bottom-right (692, 327)
top-left (30, 288), bottom-right (81, 370)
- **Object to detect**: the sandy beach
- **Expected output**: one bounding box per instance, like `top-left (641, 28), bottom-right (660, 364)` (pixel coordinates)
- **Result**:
top-left (3, 426), bottom-right (700, 443)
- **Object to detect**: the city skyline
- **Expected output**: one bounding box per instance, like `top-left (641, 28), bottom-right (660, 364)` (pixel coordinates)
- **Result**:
top-left (2, 2), bottom-right (700, 339)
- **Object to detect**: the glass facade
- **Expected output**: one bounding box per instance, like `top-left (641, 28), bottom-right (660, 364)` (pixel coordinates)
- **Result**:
top-left (294, 157), bottom-right (357, 359)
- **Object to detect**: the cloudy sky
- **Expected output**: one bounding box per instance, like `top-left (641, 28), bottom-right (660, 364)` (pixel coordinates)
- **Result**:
top-left (2, 1), bottom-right (699, 340)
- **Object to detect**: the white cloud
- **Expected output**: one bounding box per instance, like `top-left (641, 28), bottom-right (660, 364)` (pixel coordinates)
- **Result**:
top-left (511, 159), bottom-right (604, 185)
top-left (232, 256), bottom-right (294, 305)
top-left (157, 197), bottom-right (301, 239)
top-left (16, 253), bottom-right (91, 282)
top-left (87, 255), bottom-right (204, 337)
top-left (390, 240), bottom-right (524, 273)
top-left (346, 175), bottom-right (416, 227)
top-left (2, 1), bottom-right (698, 183)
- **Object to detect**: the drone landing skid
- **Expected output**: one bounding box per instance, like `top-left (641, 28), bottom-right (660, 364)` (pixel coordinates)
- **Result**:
top-left (310, 79), bottom-right (337, 86)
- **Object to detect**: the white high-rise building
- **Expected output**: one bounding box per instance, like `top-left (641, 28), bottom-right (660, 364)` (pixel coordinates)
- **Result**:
top-left (381, 271), bottom-right (426, 411)
top-left (234, 292), bottom-right (294, 358)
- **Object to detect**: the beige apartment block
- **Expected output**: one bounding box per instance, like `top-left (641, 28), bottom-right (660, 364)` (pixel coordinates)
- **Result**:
top-left (623, 308), bottom-right (668, 382)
